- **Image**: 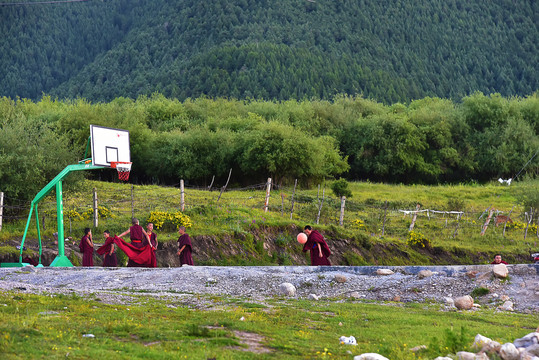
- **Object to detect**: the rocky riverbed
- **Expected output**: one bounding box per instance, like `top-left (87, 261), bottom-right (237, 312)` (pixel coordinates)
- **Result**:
top-left (0, 264), bottom-right (537, 313)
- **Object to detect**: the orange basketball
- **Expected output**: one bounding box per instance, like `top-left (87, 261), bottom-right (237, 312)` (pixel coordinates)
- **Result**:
top-left (297, 233), bottom-right (307, 244)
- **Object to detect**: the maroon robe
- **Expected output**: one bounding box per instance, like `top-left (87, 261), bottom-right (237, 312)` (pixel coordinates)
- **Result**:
top-left (178, 234), bottom-right (194, 266)
top-left (113, 236), bottom-right (154, 267)
top-left (302, 230), bottom-right (331, 266)
top-left (79, 235), bottom-right (94, 267)
top-left (148, 232), bottom-right (158, 268)
top-left (128, 224), bottom-right (146, 267)
top-left (22, 256), bottom-right (38, 266)
top-left (96, 237), bottom-right (118, 267)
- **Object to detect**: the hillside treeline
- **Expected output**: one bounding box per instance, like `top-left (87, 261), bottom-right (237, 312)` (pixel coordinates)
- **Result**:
top-left (1, 0), bottom-right (537, 104)
top-left (1, 93), bottom-right (538, 204)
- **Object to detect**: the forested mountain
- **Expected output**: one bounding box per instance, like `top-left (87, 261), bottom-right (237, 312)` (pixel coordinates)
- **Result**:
top-left (1, 0), bottom-right (537, 104)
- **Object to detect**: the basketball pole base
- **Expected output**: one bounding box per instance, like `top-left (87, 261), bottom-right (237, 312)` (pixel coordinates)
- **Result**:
top-left (1, 262), bottom-right (31, 268)
top-left (49, 255), bottom-right (74, 267)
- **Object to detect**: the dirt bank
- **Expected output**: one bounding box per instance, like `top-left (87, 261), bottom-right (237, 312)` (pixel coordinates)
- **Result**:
top-left (1, 225), bottom-right (534, 267)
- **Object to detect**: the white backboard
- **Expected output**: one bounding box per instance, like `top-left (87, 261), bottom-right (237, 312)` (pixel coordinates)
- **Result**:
top-left (90, 125), bottom-right (131, 167)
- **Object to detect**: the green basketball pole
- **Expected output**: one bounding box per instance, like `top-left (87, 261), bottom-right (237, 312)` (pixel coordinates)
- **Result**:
top-left (1, 129), bottom-right (130, 268)
top-left (0, 161), bottom-right (104, 268)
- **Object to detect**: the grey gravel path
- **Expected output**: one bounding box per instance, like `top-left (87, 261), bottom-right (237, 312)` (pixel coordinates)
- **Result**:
top-left (1, 265), bottom-right (537, 313)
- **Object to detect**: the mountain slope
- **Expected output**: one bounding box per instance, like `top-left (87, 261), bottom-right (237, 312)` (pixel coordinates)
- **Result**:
top-left (1, 0), bottom-right (537, 103)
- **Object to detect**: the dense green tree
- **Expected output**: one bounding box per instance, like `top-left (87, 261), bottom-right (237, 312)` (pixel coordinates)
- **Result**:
top-left (1, 0), bottom-right (536, 104)
top-left (0, 114), bottom-right (80, 205)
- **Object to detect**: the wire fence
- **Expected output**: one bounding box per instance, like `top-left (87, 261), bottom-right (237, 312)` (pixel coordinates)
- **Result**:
top-left (1, 180), bottom-right (538, 241)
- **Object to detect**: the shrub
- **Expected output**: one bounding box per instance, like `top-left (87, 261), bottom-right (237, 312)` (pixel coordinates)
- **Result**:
top-left (331, 178), bottom-right (353, 198)
top-left (147, 210), bottom-right (192, 231)
top-left (64, 209), bottom-right (83, 221)
top-left (351, 218), bottom-right (367, 230)
top-left (407, 231), bottom-right (432, 249)
top-left (470, 287), bottom-right (489, 298)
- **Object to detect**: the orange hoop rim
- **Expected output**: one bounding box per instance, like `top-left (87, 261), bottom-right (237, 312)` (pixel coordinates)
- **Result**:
top-left (110, 161), bottom-right (132, 169)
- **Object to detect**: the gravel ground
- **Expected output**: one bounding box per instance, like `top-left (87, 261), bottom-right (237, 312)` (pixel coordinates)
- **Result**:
top-left (1, 264), bottom-right (537, 313)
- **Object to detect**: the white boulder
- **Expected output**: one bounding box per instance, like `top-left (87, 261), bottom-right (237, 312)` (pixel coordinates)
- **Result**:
top-left (278, 282), bottom-right (296, 296)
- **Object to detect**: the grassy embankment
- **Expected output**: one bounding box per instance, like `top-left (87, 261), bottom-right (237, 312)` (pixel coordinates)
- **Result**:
top-left (0, 291), bottom-right (537, 360)
top-left (0, 179), bottom-right (537, 265)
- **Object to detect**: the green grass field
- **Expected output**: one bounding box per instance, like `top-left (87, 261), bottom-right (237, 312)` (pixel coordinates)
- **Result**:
top-left (1, 291), bottom-right (537, 360)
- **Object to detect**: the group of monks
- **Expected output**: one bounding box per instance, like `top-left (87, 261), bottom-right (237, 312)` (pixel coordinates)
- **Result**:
top-left (78, 221), bottom-right (330, 267)
top-left (78, 218), bottom-right (194, 268)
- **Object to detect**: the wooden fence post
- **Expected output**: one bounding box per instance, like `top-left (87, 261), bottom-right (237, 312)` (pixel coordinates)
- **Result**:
top-left (217, 168), bottom-right (232, 202)
top-left (93, 187), bottom-right (98, 228)
top-left (481, 209), bottom-right (494, 236)
top-left (289, 179), bottom-right (297, 220)
top-left (339, 196), bottom-right (346, 226)
top-left (180, 180), bottom-right (185, 211)
top-left (524, 207), bottom-right (533, 240)
top-left (408, 204), bottom-right (421, 231)
top-left (453, 213), bottom-right (461, 238)
top-left (0, 192), bottom-right (3, 232)
top-left (382, 200), bottom-right (388, 235)
top-left (264, 178), bottom-right (272, 212)
top-left (316, 185), bottom-right (325, 225)
top-left (502, 205), bottom-right (515, 237)
top-left (131, 184), bottom-right (134, 219)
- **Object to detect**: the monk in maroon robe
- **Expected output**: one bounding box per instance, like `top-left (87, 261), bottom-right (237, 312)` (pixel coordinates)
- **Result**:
top-left (119, 218), bottom-right (150, 267)
top-left (96, 230), bottom-right (118, 267)
top-left (79, 227), bottom-right (94, 266)
top-left (112, 236), bottom-right (154, 267)
top-left (177, 226), bottom-right (194, 266)
top-left (146, 223), bottom-right (158, 268)
top-left (22, 255), bottom-right (38, 266)
top-left (302, 225), bottom-right (331, 266)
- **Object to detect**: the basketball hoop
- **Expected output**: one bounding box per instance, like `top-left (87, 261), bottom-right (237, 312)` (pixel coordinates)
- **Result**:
top-left (110, 162), bottom-right (132, 181)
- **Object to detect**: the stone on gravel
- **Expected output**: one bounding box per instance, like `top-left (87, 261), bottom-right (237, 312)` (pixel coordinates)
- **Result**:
top-left (354, 353), bottom-right (390, 360)
top-left (279, 283), bottom-right (296, 297)
top-left (498, 300), bottom-right (514, 312)
top-left (454, 295), bottom-right (474, 310)
top-left (493, 264), bottom-right (508, 278)
top-left (308, 294), bottom-right (319, 300)
top-left (20, 266), bottom-right (38, 273)
top-left (376, 269), bottom-right (394, 276)
top-left (417, 270), bottom-right (433, 279)
top-left (334, 274), bottom-right (347, 283)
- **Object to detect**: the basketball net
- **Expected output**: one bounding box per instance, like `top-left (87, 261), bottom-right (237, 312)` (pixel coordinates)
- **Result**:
top-left (110, 162), bottom-right (132, 181)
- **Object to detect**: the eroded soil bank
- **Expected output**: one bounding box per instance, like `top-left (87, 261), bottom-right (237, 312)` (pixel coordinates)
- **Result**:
top-left (1, 224), bottom-right (535, 267)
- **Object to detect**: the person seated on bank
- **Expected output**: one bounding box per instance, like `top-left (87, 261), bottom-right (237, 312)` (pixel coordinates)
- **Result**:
top-left (491, 254), bottom-right (508, 265)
